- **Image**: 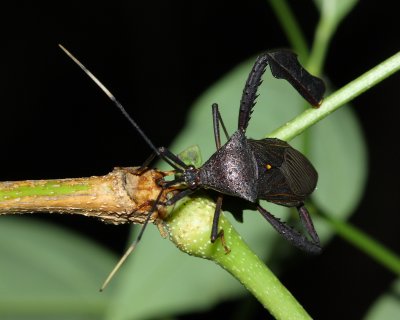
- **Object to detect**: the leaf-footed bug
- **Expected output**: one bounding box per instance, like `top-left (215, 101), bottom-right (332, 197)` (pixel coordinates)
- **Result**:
top-left (59, 46), bottom-right (325, 290)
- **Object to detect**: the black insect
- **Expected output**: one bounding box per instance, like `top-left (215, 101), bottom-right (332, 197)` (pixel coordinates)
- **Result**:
top-left (59, 46), bottom-right (325, 288)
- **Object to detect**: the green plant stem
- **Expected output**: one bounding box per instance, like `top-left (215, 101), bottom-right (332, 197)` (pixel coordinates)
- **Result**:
top-left (319, 211), bottom-right (400, 275)
top-left (166, 196), bottom-right (312, 320)
top-left (268, 0), bottom-right (309, 59)
top-left (307, 13), bottom-right (333, 75)
top-left (268, 51), bottom-right (400, 141)
top-left (307, 0), bottom-right (359, 75)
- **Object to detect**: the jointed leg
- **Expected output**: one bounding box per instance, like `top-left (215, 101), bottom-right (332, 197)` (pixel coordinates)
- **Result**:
top-left (257, 204), bottom-right (321, 254)
top-left (212, 103), bottom-right (229, 149)
top-left (297, 204), bottom-right (320, 244)
top-left (137, 152), bottom-right (157, 174)
top-left (100, 187), bottom-right (166, 291)
top-left (210, 195), bottom-right (230, 253)
top-left (138, 146), bottom-right (189, 175)
top-left (165, 188), bottom-right (197, 206)
top-left (158, 146), bottom-right (188, 170)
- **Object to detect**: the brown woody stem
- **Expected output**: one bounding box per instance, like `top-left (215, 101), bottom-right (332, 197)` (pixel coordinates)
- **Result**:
top-left (0, 167), bottom-right (171, 225)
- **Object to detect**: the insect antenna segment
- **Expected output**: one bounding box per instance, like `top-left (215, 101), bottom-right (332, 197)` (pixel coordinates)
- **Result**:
top-left (59, 44), bottom-right (176, 290)
top-left (58, 45), bottom-right (184, 171)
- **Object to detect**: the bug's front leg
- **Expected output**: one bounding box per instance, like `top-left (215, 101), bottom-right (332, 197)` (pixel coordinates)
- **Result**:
top-left (210, 195), bottom-right (230, 254)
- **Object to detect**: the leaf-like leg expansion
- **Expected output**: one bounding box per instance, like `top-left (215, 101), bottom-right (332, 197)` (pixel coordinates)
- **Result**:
top-left (238, 49), bottom-right (326, 132)
top-left (265, 50), bottom-right (325, 106)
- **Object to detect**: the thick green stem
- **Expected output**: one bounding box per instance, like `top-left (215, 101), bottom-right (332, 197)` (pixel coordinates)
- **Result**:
top-left (166, 196), bottom-right (312, 320)
top-left (268, 51), bottom-right (400, 141)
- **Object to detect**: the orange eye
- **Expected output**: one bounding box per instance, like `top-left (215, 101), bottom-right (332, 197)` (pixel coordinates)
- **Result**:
top-left (266, 164), bottom-right (272, 170)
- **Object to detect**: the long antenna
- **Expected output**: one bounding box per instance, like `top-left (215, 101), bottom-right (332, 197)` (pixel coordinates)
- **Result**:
top-left (58, 44), bottom-right (167, 162)
top-left (58, 45), bottom-right (174, 290)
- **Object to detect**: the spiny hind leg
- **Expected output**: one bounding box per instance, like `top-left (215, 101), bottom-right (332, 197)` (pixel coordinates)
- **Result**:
top-left (257, 204), bottom-right (321, 254)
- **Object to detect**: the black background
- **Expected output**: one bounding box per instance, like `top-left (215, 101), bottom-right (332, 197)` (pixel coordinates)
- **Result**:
top-left (1, 1), bottom-right (399, 319)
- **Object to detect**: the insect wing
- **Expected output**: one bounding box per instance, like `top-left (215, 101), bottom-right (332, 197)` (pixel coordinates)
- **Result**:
top-left (249, 138), bottom-right (317, 205)
top-left (280, 147), bottom-right (318, 196)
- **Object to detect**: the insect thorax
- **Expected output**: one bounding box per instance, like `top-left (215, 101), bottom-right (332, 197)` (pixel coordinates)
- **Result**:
top-left (199, 130), bottom-right (258, 202)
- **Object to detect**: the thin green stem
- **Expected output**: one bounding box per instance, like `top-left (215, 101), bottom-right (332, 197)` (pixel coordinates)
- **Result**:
top-left (268, 0), bottom-right (309, 59)
top-left (319, 211), bottom-right (400, 275)
top-left (307, 13), bottom-right (333, 75)
top-left (268, 51), bottom-right (400, 141)
top-left (308, 0), bottom-right (359, 75)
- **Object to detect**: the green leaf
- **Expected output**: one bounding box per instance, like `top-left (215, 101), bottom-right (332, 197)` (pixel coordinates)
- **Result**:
top-left (0, 216), bottom-right (116, 319)
top-left (107, 56), bottom-right (367, 318)
top-left (309, 102), bottom-right (368, 231)
top-left (364, 278), bottom-right (400, 319)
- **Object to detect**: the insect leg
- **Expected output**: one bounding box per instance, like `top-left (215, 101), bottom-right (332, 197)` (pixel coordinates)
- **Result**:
top-left (212, 103), bottom-right (229, 149)
top-left (136, 152), bottom-right (157, 174)
top-left (158, 147), bottom-right (189, 171)
top-left (165, 188), bottom-right (197, 206)
top-left (238, 54), bottom-right (268, 132)
top-left (100, 186), bottom-right (166, 291)
top-left (138, 146), bottom-right (188, 175)
top-left (210, 105), bottom-right (230, 252)
top-left (211, 195), bottom-right (223, 242)
top-left (210, 195), bottom-right (230, 253)
top-left (263, 50), bottom-right (325, 107)
top-left (238, 50), bottom-right (325, 132)
top-left (297, 204), bottom-right (320, 244)
top-left (257, 204), bottom-right (321, 254)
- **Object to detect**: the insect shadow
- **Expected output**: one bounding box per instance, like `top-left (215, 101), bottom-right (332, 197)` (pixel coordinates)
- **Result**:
top-left (59, 46), bottom-right (325, 289)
